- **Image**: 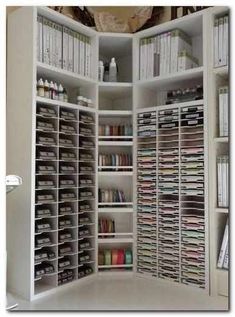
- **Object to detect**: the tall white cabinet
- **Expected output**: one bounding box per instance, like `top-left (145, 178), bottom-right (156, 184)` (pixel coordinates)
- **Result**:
top-left (7, 6), bottom-right (229, 301)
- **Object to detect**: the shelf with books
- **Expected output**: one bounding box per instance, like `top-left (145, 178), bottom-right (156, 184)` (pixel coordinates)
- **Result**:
top-left (98, 264), bottom-right (133, 269)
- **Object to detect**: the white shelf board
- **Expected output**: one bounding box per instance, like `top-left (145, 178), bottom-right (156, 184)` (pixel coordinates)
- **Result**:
top-left (36, 96), bottom-right (96, 113)
top-left (213, 66), bottom-right (229, 77)
top-left (98, 207), bottom-right (133, 213)
top-left (98, 232), bottom-right (133, 236)
top-left (37, 62), bottom-right (96, 88)
top-left (99, 110), bottom-right (132, 116)
top-left (99, 136), bottom-right (133, 139)
top-left (98, 202), bottom-right (133, 206)
top-left (98, 237), bottom-right (134, 243)
top-left (98, 264), bottom-right (133, 269)
top-left (98, 171), bottom-right (133, 176)
top-left (215, 208), bottom-right (229, 214)
top-left (98, 82), bottom-right (132, 99)
top-left (135, 67), bottom-right (204, 90)
top-left (99, 141), bottom-right (133, 146)
top-left (214, 137), bottom-right (229, 143)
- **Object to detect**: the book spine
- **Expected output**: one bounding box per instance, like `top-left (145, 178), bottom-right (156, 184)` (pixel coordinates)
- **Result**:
top-left (219, 87), bottom-right (224, 137)
top-left (62, 26), bottom-right (69, 70)
top-left (80, 35), bottom-right (85, 76)
top-left (37, 16), bottom-right (43, 62)
top-left (166, 32), bottom-right (171, 75)
top-left (68, 29), bottom-right (74, 72)
top-left (217, 220), bottom-right (228, 268)
top-left (217, 157), bottom-right (222, 207)
top-left (223, 86), bottom-right (229, 136)
top-left (222, 156), bottom-right (227, 207)
top-left (214, 18), bottom-right (219, 67)
top-left (48, 20), bottom-right (53, 66)
top-left (170, 31), bottom-right (175, 73)
top-left (73, 32), bottom-right (78, 73)
top-left (218, 17), bottom-right (224, 66)
top-left (87, 37), bottom-right (91, 77)
top-left (224, 16), bottom-right (229, 66)
top-left (223, 243), bottom-right (229, 269)
top-left (139, 39), bottom-right (144, 80)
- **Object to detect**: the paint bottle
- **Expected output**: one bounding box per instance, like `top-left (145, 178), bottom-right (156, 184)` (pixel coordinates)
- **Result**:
top-left (44, 80), bottom-right (50, 98)
top-left (109, 57), bottom-right (117, 82)
top-left (58, 84), bottom-right (64, 101)
top-left (37, 78), bottom-right (44, 97)
top-left (49, 81), bottom-right (54, 99)
top-left (98, 60), bottom-right (104, 81)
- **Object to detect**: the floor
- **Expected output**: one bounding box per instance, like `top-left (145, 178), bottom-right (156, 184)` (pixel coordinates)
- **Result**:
top-left (11, 276), bottom-right (228, 311)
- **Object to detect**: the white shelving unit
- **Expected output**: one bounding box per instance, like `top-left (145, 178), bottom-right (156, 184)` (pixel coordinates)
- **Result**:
top-left (207, 6), bottom-right (229, 298)
top-left (6, 5), bottom-right (229, 301)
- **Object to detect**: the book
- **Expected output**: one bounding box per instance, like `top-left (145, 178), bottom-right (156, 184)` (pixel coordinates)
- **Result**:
top-left (37, 16), bottom-right (43, 62)
top-left (217, 219), bottom-right (228, 268)
top-left (214, 18), bottom-right (219, 67)
top-left (218, 17), bottom-right (224, 66)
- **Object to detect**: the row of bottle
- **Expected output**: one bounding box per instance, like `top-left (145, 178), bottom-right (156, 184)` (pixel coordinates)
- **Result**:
top-left (37, 78), bottom-right (94, 108)
top-left (37, 78), bottom-right (68, 102)
top-left (98, 58), bottom-right (117, 82)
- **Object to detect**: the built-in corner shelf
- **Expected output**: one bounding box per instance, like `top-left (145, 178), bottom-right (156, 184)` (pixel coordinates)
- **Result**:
top-left (215, 208), bottom-right (229, 214)
top-left (135, 66), bottom-right (204, 89)
top-left (37, 62), bottom-right (97, 87)
top-left (214, 137), bottom-right (229, 143)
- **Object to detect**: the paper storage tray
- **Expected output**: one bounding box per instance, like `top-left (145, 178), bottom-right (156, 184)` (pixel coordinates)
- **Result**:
top-left (36, 161), bottom-right (57, 175)
top-left (35, 204), bottom-right (57, 219)
top-left (79, 200), bottom-right (94, 213)
top-left (36, 189), bottom-right (57, 204)
top-left (60, 108), bottom-right (77, 121)
top-left (36, 131), bottom-right (58, 146)
top-left (79, 150), bottom-right (94, 162)
top-left (59, 148), bottom-right (77, 161)
top-left (37, 104), bottom-right (58, 118)
top-left (59, 175), bottom-right (77, 188)
top-left (59, 188), bottom-right (77, 202)
top-left (79, 163), bottom-right (94, 174)
top-left (35, 217), bottom-right (57, 233)
top-left (59, 134), bottom-right (77, 148)
top-left (58, 268), bottom-right (76, 286)
top-left (36, 117), bottom-right (57, 132)
top-left (59, 161), bottom-right (78, 174)
top-left (78, 265), bottom-right (93, 279)
top-left (58, 254), bottom-right (78, 270)
top-left (35, 231), bottom-right (57, 248)
top-left (34, 246), bottom-right (57, 264)
top-left (59, 201), bottom-right (78, 215)
top-left (59, 121), bottom-right (77, 134)
top-left (59, 214), bottom-right (77, 229)
top-left (36, 146), bottom-right (58, 160)
top-left (35, 261), bottom-right (56, 279)
top-left (36, 175), bottom-right (57, 189)
top-left (79, 112), bottom-right (95, 124)
top-left (58, 228), bottom-right (77, 243)
top-left (59, 241), bottom-right (78, 256)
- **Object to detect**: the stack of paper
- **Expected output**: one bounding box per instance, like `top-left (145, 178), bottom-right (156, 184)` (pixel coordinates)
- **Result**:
top-left (218, 86), bottom-right (229, 137)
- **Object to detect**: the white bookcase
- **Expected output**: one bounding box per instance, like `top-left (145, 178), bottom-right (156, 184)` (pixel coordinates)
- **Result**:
top-left (6, 6), bottom-right (229, 301)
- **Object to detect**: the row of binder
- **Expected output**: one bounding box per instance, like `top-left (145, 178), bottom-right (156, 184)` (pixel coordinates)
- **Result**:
top-left (98, 189), bottom-right (126, 203)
